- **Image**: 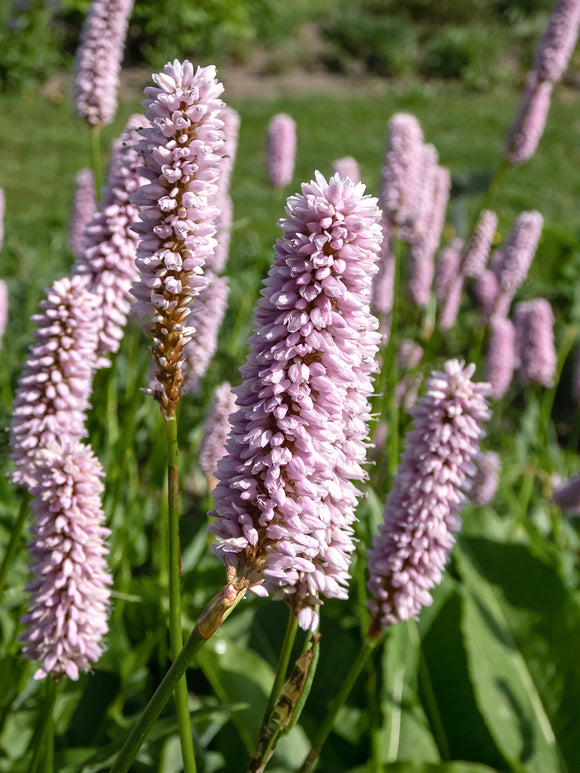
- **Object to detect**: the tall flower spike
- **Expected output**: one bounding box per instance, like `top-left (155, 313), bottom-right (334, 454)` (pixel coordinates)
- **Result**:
top-left (495, 211), bottom-right (543, 298)
top-left (485, 316), bottom-right (516, 399)
top-left (73, 0), bottom-right (134, 128)
top-left (68, 169), bottom-right (96, 258)
top-left (73, 115), bottom-right (147, 366)
top-left (217, 106), bottom-right (240, 198)
top-left (332, 156), bottom-right (361, 184)
top-left (436, 238), bottom-right (463, 303)
top-left (470, 451), bottom-right (501, 506)
top-left (505, 76), bottom-right (553, 165)
top-left (131, 60), bottom-right (225, 417)
top-left (183, 273), bottom-right (230, 393)
top-left (267, 113), bottom-right (297, 188)
top-left (552, 473), bottom-right (580, 513)
top-left (380, 113), bottom-right (423, 229)
top-left (367, 361), bottom-right (491, 633)
top-left (533, 0), bottom-right (580, 83)
top-left (210, 172), bottom-right (383, 630)
top-left (10, 276), bottom-right (98, 488)
top-left (20, 442), bottom-right (111, 681)
top-left (462, 210), bottom-right (498, 279)
top-left (439, 275), bottom-right (464, 331)
top-left (474, 269), bottom-right (501, 324)
top-left (0, 279), bottom-right (7, 348)
top-left (514, 298), bottom-right (557, 387)
top-left (199, 382), bottom-right (237, 489)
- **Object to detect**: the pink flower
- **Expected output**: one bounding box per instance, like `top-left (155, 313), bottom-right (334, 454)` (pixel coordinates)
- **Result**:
top-left (200, 382), bottom-right (237, 487)
top-left (470, 451), bottom-right (501, 505)
top-left (367, 361), bottom-right (491, 632)
top-left (462, 210), bottom-right (497, 279)
top-left (533, 0), bottom-right (580, 83)
top-left (209, 172), bottom-right (382, 630)
top-left (73, 0), bottom-right (134, 128)
top-left (485, 317), bottom-right (516, 399)
top-left (218, 106), bottom-right (240, 198)
top-left (72, 115), bottom-right (147, 366)
top-left (68, 169), bottom-right (96, 258)
top-left (0, 188), bottom-right (5, 250)
top-left (439, 276), bottom-right (464, 331)
top-left (267, 114), bottom-right (297, 188)
top-left (473, 269), bottom-right (501, 324)
top-left (552, 472), bottom-right (580, 513)
top-left (495, 211), bottom-right (543, 297)
top-left (514, 298), bottom-right (557, 387)
top-left (332, 156), bottom-right (361, 183)
top-left (20, 442), bottom-right (111, 681)
top-left (380, 113), bottom-right (423, 229)
top-left (505, 76), bottom-right (553, 165)
top-left (210, 195), bottom-right (233, 275)
top-left (10, 277), bottom-right (98, 488)
top-left (0, 279), bottom-right (7, 347)
top-left (130, 60), bottom-right (225, 416)
top-left (436, 238), bottom-right (463, 303)
top-left (396, 339), bottom-right (423, 371)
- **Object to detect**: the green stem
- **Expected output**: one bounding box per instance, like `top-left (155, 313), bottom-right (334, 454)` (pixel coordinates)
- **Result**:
top-left (91, 126), bottom-right (103, 199)
top-left (299, 636), bottom-right (379, 773)
top-left (474, 158), bottom-right (509, 229)
top-left (109, 581), bottom-right (247, 773)
top-left (164, 415), bottom-right (196, 773)
top-left (0, 495), bottom-right (29, 602)
top-left (27, 679), bottom-right (60, 773)
top-left (263, 609), bottom-right (299, 721)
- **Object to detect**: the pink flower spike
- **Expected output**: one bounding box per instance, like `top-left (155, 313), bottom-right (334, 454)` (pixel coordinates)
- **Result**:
top-left (495, 211), bottom-right (543, 297)
top-left (68, 169), bottom-right (96, 258)
top-left (505, 76), bottom-right (553, 165)
top-left (474, 269), bottom-right (501, 324)
top-left (462, 210), bottom-right (498, 279)
top-left (200, 382), bottom-right (237, 489)
top-left (552, 473), bottom-right (580, 513)
top-left (73, 115), bottom-right (147, 366)
top-left (332, 156), bottom-right (361, 183)
top-left (130, 61), bottom-right (226, 417)
top-left (0, 188), bottom-right (5, 250)
top-left (10, 276), bottom-right (98, 488)
top-left (73, 0), bottom-right (134, 128)
top-left (436, 238), bottom-right (464, 303)
top-left (470, 451), bottom-right (501, 506)
top-left (20, 442), bottom-right (111, 681)
top-left (367, 360), bottom-right (491, 633)
top-left (0, 279), bottom-right (7, 347)
top-left (485, 317), bottom-right (516, 399)
top-left (380, 113), bottom-right (423, 229)
top-left (514, 298), bottom-right (557, 387)
top-left (210, 172), bottom-right (383, 629)
top-left (533, 0), bottom-right (580, 83)
top-left (267, 114), bottom-right (297, 188)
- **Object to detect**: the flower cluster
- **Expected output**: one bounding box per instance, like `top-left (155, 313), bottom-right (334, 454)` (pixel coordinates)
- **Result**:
top-left (131, 60), bottom-right (225, 416)
top-left (333, 156), bottom-right (361, 184)
top-left (495, 211), bottom-right (543, 301)
top-left (73, 115), bottom-right (146, 366)
top-left (267, 114), bottom-right (297, 188)
top-left (199, 382), bottom-right (237, 488)
top-left (10, 276), bottom-right (98, 488)
top-left (471, 451), bottom-right (501, 506)
top-left (462, 210), bottom-right (498, 279)
top-left (514, 298), bottom-right (557, 387)
top-left (68, 169), bottom-right (96, 258)
top-left (380, 113), bottom-right (423, 228)
top-left (73, 0), bottom-right (134, 128)
top-left (20, 443), bottom-right (111, 681)
top-left (367, 361), bottom-right (491, 633)
top-left (210, 172), bottom-right (382, 630)
top-left (485, 316), bottom-right (516, 399)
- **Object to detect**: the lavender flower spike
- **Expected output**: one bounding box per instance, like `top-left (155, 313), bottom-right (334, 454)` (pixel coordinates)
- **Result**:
top-left (20, 442), bottom-right (111, 680)
top-left (471, 451), bottom-right (501, 506)
top-left (462, 210), bottom-right (498, 279)
top-left (495, 211), bottom-right (543, 299)
top-left (485, 316), bottom-right (516, 399)
top-left (210, 172), bottom-right (383, 630)
top-left (131, 60), bottom-right (225, 417)
top-left (68, 169), bottom-right (96, 257)
top-left (267, 113), bottom-right (297, 188)
top-left (552, 472), bottom-right (580, 513)
top-left (505, 76), bottom-right (553, 165)
top-left (533, 0), bottom-right (580, 83)
top-left (73, 0), bottom-right (134, 128)
top-left (73, 115), bottom-right (146, 367)
top-left (200, 382), bottom-right (237, 489)
top-left (380, 113), bottom-right (423, 229)
top-left (10, 276), bottom-right (98, 488)
top-left (332, 156), bottom-right (361, 183)
top-left (367, 360), bottom-right (491, 633)
top-left (436, 238), bottom-right (463, 303)
top-left (514, 298), bottom-right (557, 387)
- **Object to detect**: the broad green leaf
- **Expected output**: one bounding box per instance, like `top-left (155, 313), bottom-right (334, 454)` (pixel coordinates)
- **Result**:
top-left (456, 540), bottom-right (565, 773)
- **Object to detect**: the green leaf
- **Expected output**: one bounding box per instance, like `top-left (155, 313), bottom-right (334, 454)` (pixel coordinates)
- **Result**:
top-left (456, 540), bottom-right (565, 773)
top-left (346, 762), bottom-right (502, 773)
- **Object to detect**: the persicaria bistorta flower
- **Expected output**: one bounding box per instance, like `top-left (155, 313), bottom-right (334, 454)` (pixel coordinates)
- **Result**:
top-left (130, 60), bottom-right (225, 417)
top-left (73, 115), bottom-right (147, 366)
top-left (514, 297), bottom-right (557, 387)
top-left (552, 472), bottom-right (580, 513)
top-left (20, 442), bottom-right (111, 681)
top-left (485, 316), bottom-right (516, 399)
top-left (68, 168), bottom-right (96, 258)
top-left (495, 211), bottom-right (543, 299)
top-left (0, 187), bottom-right (5, 250)
top-left (533, 0), bottom-right (580, 83)
top-left (10, 276), bottom-right (98, 488)
top-left (267, 113), bottom-right (297, 188)
top-left (505, 76), bottom-right (553, 165)
top-left (0, 279), bottom-right (7, 348)
top-left (367, 360), bottom-right (491, 633)
top-left (332, 156), bottom-right (361, 183)
top-left (462, 210), bottom-right (498, 279)
top-left (380, 113), bottom-right (423, 229)
top-left (73, 0), bottom-right (134, 128)
top-left (210, 172), bottom-right (383, 630)
top-left (436, 238), bottom-right (463, 303)
top-left (470, 451), bottom-right (501, 506)
top-left (200, 382), bottom-right (237, 488)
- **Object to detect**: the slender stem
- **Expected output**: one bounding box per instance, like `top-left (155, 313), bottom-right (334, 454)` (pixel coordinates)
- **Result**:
top-left (0, 494), bottom-right (29, 602)
top-left (27, 679), bottom-right (60, 773)
top-left (91, 126), bottom-right (103, 199)
top-left (264, 609), bottom-right (299, 721)
top-left (164, 415), bottom-right (196, 773)
top-left (299, 636), bottom-right (379, 773)
top-left (109, 581), bottom-right (247, 773)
